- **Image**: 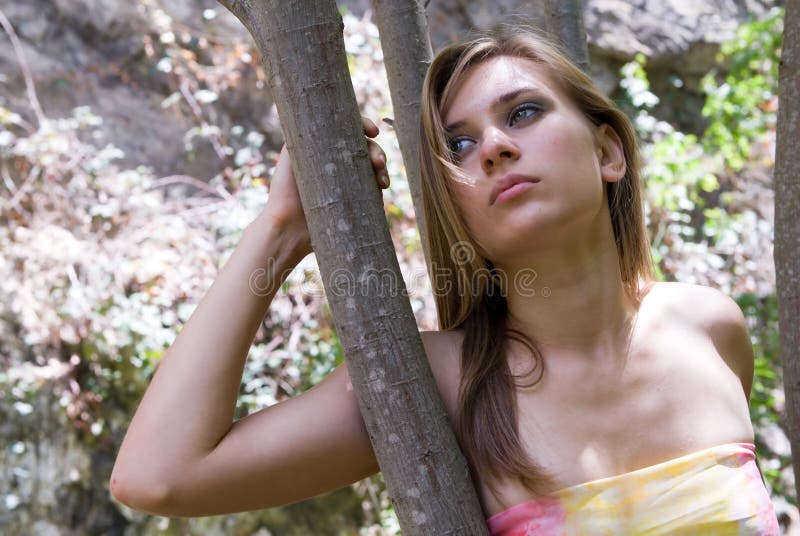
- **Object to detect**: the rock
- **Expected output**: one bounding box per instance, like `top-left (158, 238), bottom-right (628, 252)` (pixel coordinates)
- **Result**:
top-left (0, 379), bottom-right (367, 535)
top-left (0, 2), bottom-right (786, 534)
top-left (1, 0), bottom-right (778, 175)
top-left (50, 0), bottom-right (145, 40)
top-left (0, 386), bottom-right (128, 535)
top-left (338, 0), bottom-right (777, 133)
top-left (420, 0), bottom-right (780, 132)
top-left (0, 0), bottom-right (271, 177)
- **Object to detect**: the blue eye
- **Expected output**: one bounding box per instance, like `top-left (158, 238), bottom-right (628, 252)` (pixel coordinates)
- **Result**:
top-left (447, 137), bottom-right (474, 159)
top-left (509, 103), bottom-right (542, 125)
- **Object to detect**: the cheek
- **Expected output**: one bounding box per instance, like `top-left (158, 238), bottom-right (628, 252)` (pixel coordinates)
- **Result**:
top-left (451, 182), bottom-right (487, 216)
top-left (450, 187), bottom-right (494, 246)
top-left (540, 127), bottom-right (601, 182)
top-left (458, 206), bottom-right (489, 241)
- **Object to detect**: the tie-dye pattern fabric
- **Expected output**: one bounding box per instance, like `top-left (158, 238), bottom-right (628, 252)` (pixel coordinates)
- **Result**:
top-left (486, 442), bottom-right (780, 535)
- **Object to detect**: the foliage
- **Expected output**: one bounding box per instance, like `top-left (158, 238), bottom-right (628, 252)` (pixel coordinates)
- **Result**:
top-left (0, 3), bottom-right (423, 533)
top-left (620, 6), bottom-right (788, 507)
top-left (701, 7), bottom-right (784, 171)
top-left (0, 103), bottom-right (259, 435)
top-left (619, 9), bottom-right (779, 296)
top-left (0, 1), bottom-right (788, 533)
top-left (737, 293), bottom-right (793, 503)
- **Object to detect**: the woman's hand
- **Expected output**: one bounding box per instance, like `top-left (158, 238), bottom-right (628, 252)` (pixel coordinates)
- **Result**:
top-left (262, 117), bottom-right (390, 258)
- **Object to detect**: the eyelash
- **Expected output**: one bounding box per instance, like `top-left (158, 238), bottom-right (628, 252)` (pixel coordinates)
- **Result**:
top-left (447, 102), bottom-right (544, 159)
top-left (509, 102), bottom-right (542, 125)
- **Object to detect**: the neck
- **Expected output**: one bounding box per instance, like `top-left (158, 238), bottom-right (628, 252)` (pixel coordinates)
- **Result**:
top-left (495, 229), bottom-right (638, 361)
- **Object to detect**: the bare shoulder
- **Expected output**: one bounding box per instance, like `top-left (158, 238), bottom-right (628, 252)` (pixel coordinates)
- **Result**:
top-left (420, 328), bottom-right (465, 355)
top-left (420, 329), bottom-right (464, 419)
top-left (644, 281), bottom-right (747, 333)
top-left (644, 281), bottom-right (754, 401)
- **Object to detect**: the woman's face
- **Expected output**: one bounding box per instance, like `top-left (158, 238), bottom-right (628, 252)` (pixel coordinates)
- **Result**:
top-left (441, 56), bottom-right (624, 265)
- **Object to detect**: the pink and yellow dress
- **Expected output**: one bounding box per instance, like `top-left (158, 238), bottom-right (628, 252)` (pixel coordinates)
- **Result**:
top-left (486, 442), bottom-right (780, 535)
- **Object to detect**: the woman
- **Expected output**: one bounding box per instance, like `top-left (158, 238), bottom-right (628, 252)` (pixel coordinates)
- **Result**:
top-left (111, 27), bottom-right (780, 534)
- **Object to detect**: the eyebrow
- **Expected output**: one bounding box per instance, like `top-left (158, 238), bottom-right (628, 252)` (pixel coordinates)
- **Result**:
top-left (444, 86), bottom-right (545, 133)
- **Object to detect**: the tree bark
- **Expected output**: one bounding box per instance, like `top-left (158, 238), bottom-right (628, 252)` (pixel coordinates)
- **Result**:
top-left (371, 0), bottom-right (433, 265)
top-left (774, 0), bottom-right (800, 502)
top-left (217, 1), bottom-right (488, 533)
top-left (543, 0), bottom-right (589, 72)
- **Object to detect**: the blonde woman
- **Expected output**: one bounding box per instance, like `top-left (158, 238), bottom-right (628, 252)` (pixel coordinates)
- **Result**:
top-left (111, 28), bottom-right (780, 534)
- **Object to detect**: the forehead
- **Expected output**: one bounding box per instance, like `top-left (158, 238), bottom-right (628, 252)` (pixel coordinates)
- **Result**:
top-left (443, 56), bottom-right (563, 124)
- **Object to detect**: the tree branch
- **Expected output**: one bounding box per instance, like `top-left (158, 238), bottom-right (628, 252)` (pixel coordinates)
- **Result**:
top-left (0, 7), bottom-right (47, 128)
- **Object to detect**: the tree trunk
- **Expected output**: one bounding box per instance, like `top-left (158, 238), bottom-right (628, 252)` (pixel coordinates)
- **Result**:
top-left (543, 0), bottom-right (589, 72)
top-left (774, 0), bottom-right (800, 502)
top-left (371, 0), bottom-right (433, 265)
top-left (217, 1), bottom-right (488, 533)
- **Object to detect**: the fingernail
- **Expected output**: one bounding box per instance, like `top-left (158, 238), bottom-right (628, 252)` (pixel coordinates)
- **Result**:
top-left (380, 174), bottom-right (389, 188)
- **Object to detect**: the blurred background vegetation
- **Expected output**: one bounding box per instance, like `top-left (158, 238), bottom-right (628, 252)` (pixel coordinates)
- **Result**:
top-left (0, 1), bottom-right (790, 534)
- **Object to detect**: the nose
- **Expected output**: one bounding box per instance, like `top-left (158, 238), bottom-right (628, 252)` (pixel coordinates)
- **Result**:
top-left (480, 127), bottom-right (519, 174)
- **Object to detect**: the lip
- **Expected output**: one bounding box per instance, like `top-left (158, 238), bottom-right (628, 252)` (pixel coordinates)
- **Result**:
top-left (489, 174), bottom-right (541, 205)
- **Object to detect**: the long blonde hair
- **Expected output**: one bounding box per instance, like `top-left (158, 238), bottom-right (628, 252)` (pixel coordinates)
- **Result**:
top-left (418, 27), bottom-right (654, 503)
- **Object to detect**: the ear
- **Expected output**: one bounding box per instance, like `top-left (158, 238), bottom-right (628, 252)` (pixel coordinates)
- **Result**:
top-left (596, 124), bottom-right (626, 183)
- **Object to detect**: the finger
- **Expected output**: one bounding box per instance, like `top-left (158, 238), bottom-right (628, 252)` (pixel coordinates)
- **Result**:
top-left (362, 116), bottom-right (379, 138)
top-left (272, 144), bottom-right (292, 178)
top-left (368, 139), bottom-right (386, 170)
top-left (378, 169), bottom-right (390, 189)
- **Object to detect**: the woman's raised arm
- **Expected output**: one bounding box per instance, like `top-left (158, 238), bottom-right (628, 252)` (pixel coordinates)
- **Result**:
top-left (110, 120), bottom-right (396, 516)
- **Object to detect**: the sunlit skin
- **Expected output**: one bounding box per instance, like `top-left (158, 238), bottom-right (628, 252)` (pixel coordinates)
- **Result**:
top-left (443, 56), bottom-right (634, 357)
top-left (442, 57), bottom-right (755, 516)
top-left (110, 54), bottom-right (757, 525)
